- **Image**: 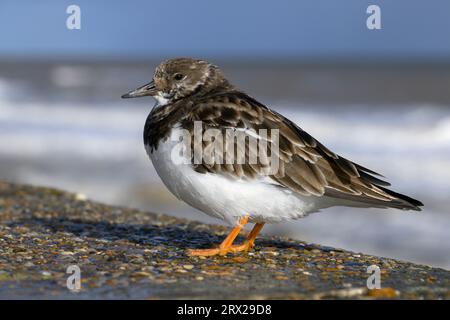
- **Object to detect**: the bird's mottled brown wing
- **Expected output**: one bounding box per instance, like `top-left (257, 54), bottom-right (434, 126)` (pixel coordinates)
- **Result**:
top-left (181, 91), bottom-right (421, 210)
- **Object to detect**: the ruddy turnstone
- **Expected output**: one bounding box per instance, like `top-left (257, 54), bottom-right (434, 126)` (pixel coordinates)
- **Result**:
top-left (122, 57), bottom-right (423, 257)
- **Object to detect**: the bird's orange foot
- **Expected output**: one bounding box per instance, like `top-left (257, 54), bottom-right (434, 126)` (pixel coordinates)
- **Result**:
top-left (228, 241), bottom-right (254, 253)
top-left (187, 241), bottom-right (254, 257)
top-left (186, 247), bottom-right (221, 257)
top-left (186, 218), bottom-right (264, 258)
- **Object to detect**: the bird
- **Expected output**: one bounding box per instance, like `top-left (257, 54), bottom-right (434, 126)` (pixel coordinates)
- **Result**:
top-left (122, 57), bottom-right (423, 257)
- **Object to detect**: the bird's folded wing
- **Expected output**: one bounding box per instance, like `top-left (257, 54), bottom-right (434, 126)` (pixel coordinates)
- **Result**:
top-left (183, 91), bottom-right (395, 201)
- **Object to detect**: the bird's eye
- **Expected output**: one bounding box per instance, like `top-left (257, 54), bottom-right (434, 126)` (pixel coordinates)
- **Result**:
top-left (173, 73), bottom-right (184, 81)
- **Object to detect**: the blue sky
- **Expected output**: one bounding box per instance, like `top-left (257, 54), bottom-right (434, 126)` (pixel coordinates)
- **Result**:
top-left (0, 0), bottom-right (449, 61)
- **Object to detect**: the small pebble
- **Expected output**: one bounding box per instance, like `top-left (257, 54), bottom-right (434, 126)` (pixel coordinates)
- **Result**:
top-left (75, 193), bottom-right (87, 201)
top-left (183, 265), bottom-right (194, 270)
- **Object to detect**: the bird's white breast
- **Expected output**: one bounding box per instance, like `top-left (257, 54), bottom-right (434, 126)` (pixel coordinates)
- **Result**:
top-left (146, 127), bottom-right (327, 225)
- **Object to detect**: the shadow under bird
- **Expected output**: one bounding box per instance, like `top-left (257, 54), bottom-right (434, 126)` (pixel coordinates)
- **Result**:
top-left (122, 57), bottom-right (423, 257)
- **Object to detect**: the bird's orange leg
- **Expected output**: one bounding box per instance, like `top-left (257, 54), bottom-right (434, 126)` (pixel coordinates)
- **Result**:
top-left (229, 222), bottom-right (265, 253)
top-left (187, 216), bottom-right (249, 257)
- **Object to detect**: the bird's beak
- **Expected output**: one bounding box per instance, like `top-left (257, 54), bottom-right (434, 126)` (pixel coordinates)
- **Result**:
top-left (121, 80), bottom-right (156, 98)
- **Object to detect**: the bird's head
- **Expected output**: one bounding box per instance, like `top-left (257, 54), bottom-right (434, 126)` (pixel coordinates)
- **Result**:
top-left (121, 57), bottom-right (229, 105)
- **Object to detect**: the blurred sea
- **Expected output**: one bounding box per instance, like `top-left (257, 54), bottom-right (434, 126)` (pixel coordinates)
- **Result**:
top-left (1, 60), bottom-right (449, 269)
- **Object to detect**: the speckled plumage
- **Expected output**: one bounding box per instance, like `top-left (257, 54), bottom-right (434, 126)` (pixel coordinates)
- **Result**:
top-left (123, 58), bottom-right (423, 226)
